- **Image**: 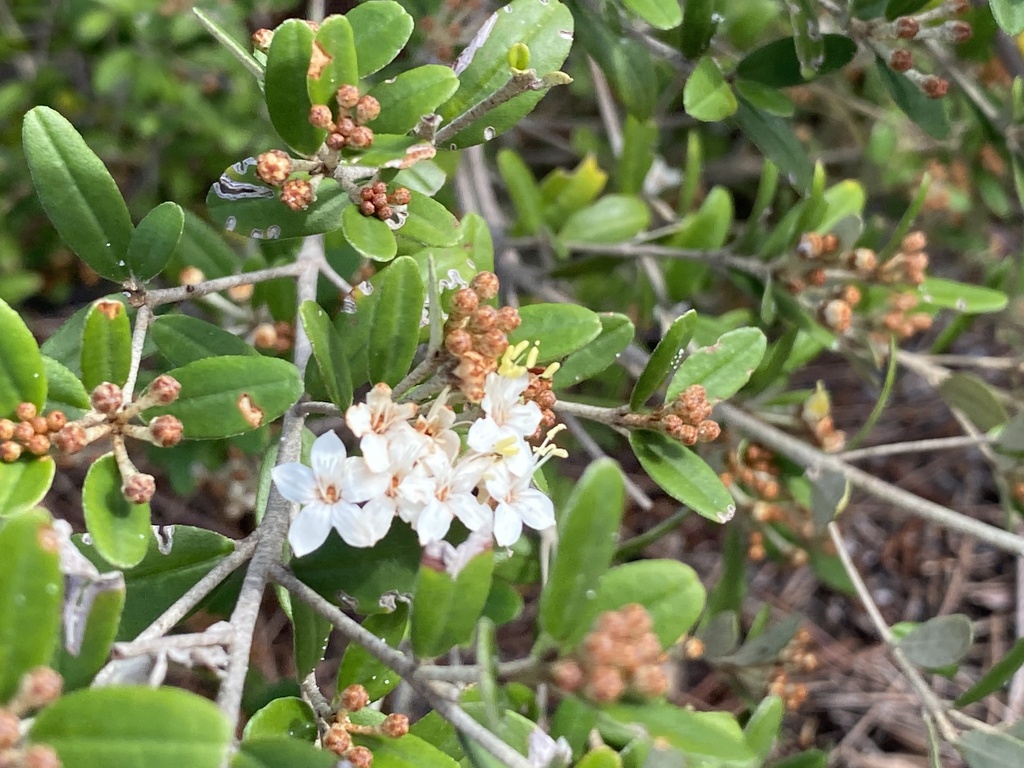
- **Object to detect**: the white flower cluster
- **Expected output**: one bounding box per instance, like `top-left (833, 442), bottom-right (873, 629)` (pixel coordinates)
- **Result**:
top-left (272, 366), bottom-right (564, 557)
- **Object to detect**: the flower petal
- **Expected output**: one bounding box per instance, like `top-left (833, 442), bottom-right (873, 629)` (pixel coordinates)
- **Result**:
top-left (288, 502), bottom-right (334, 556)
top-left (271, 463), bottom-right (317, 504)
top-left (449, 494), bottom-right (491, 531)
top-left (494, 502), bottom-right (524, 547)
top-left (360, 432), bottom-right (391, 474)
top-left (415, 499), bottom-right (453, 545)
top-left (345, 402), bottom-right (373, 437)
top-left (334, 499), bottom-right (394, 548)
top-left (516, 488), bottom-right (555, 530)
top-left (343, 457), bottom-right (390, 501)
top-left (311, 430), bottom-right (347, 481)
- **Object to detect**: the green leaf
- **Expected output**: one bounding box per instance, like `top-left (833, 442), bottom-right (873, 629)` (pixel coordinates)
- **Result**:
top-left (497, 150), bottom-right (544, 235)
top-left (29, 686), bottom-right (232, 768)
top-left (435, 0), bottom-right (574, 148)
top-left (0, 508), bottom-right (63, 702)
top-left (291, 596), bottom-right (332, 680)
top-left (43, 356), bottom-right (89, 419)
top-left (265, 20), bottom-right (326, 155)
top-left (622, 0), bottom-right (681, 30)
top-left (347, 0), bottom-right (415, 77)
top-left (539, 459), bottom-right (625, 643)
top-left (683, 57), bottom-right (737, 122)
top-left (553, 313), bottom-right (634, 389)
top-left (787, 0), bottom-right (825, 79)
top-left (0, 458), bottom-right (56, 517)
top-left (308, 15), bottom-right (358, 105)
top-left (630, 310), bottom-right (697, 410)
top-left (733, 96), bottom-right (813, 192)
top-left (234, 739), bottom-right (337, 768)
top-left (680, 0), bottom-right (716, 58)
top-left (399, 193), bottom-right (462, 247)
top-left (559, 195), bottom-right (650, 244)
top-left (292, 525), bottom-right (421, 615)
top-left (666, 327), bottom-right (767, 403)
top-left (22, 107), bottom-right (134, 282)
top-left (126, 202), bottom-right (184, 282)
top-left (744, 696), bottom-right (783, 761)
top-left (508, 304), bottom-right (603, 363)
top-left (918, 277), bottom-right (1008, 314)
top-left (958, 730), bottom-right (1024, 768)
top-left (0, 298), bottom-right (46, 418)
top-left (938, 373), bottom-right (1008, 432)
top-left (146, 356), bottom-right (303, 439)
top-left (411, 551), bottom-right (495, 657)
top-left (337, 605), bottom-right (408, 700)
top-left (242, 697), bottom-right (318, 743)
top-left (885, 0), bottom-right (930, 18)
top-left (169, 211), bottom-right (238, 279)
top-left (353, 724), bottom-right (461, 768)
top-left (629, 430), bottom-right (735, 522)
top-left (566, 560), bottom-right (705, 648)
top-left (54, 575), bottom-right (125, 691)
top-left (576, 746), bottom-right (622, 768)
top-left (897, 614), bottom-right (974, 669)
top-left (875, 58), bottom-right (950, 140)
top-left (82, 453), bottom-right (152, 569)
top-left (541, 155), bottom-right (608, 227)
top-left (80, 299), bottom-right (132, 391)
top-left (733, 80), bottom-right (795, 117)
top-left (300, 301), bottom-right (353, 409)
top-left (773, 750), bottom-right (828, 768)
top-left (991, 0), bottom-right (1024, 36)
top-left (601, 704), bottom-right (754, 764)
top-left (957, 638), bottom-right (1024, 707)
top-left (369, 66), bottom-right (461, 135)
top-left (342, 203), bottom-right (398, 262)
top-left (617, 116), bottom-right (657, 195)
top-left (150, 315), bottom-right (259, 367)
top-left (368, 257), bottom-right (424, 387)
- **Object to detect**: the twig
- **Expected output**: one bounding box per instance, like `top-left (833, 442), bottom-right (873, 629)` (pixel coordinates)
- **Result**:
top-left (271, 566), bottom-right (536, 768)
top-left (828, 522), bottom-right (959, 743)
top-left (562, 241), bottom-right (772, 280)
top-left (838, 435), bottom-right (993, 462)
top-left (121, 305), bottom-right (153, 405)
top-left (140, 262), bottom-right (307, 308)
top-left (296, 401), bottom-right (344, 417)
top-left (561, 413), bottom-right (652, 511)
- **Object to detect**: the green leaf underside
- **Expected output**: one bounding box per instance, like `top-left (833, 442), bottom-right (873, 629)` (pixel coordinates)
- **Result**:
top-left (22, 107), bottom-right (133, 281)
top-left (82, 453), bottom-right (152, 569)
top-left (666, 326), bottom-right (767, 403)
top-left (629, 430), bottom-right (734, 522)
top-left (0, 298), bottom-right (47, 418)
top-left (0, 509), bottom-right (63, 702)
top-left (29, 686), bottom-right (232, 768)
top-left (146, 356), bottom-right (303, 440)
top-left (0, 458), bottom-right (56, 517)
top-left (435, 0), bottom-right (574, 148)
top-left (897, 614), bottom-right (973, 669)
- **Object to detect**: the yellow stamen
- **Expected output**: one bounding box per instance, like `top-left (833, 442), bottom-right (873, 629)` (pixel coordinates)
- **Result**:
top-left (540, 362), bottom-right (560, 379)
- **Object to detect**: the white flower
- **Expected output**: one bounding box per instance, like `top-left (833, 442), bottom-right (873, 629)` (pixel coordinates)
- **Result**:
top-left (364, 431), bottom-right (436, 530)
top-left (422, 528), bottom-right (493, 577)
top-left (467, 372), bottom-right (542, 474)
top-left (414, 452), bottom-right (494, 545)
top-left (483, 458), bottom-right (555, 547)
top-left (271, 431), bottom-right (389, 555)
top-left (412, 389), bottom-right (461, 462)
top-left (345, 383), bottom-right (419, 473)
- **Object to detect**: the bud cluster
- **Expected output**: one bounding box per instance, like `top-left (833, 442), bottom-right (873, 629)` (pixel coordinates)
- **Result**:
top-left (357, 182), bottom-right (412, 221)
top-left (724, 442), bottom-right (782, 503)
top-left (443, 272), bottom-right (523, 403)
top-left (252, 320), bottom-right (295, 354)
top-left (321, 685), bottom-right (409, 768)
top-left (650, 384), bottom-right (721, 446)
top-left (778, 229), bottom-right (932, 344)
top-left (767, 627), bottom-right (818, 710)
top-left (522, 369), bottom-right (558, 438)
top-left (0, 403), bottom-right (67, 463)
top-left (320, 84), bottom-right (379, 151)
top-left (0, 668), bottom-right (63, 768)
top-left (800, 382), bottom-right (846, 453)
top-left (550, 604), bottom-right (669, 704)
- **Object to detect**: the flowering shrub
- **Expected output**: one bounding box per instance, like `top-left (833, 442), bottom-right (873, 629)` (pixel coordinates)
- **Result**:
top-left (4, 0), bottom-right (1024, 767)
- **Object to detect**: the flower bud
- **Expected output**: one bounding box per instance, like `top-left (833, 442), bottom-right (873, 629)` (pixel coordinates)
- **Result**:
top-left (347, 126), bottom-right (375, 149)
top-left (122, 473), bottom-right (156, 504)
top-left (251, 28), bottom-right (274, 51)
top-left (945, 20), bottom-right (972, 43)
top-left (0, 709), bottom-right (18, 749)
top-left (23, 744), bottom-right (62, 768)
top-left (632, 664), bottom-right (669, 698)
top-left (323, 723), bottom-right (352, 755)
top-left (13, 421), bottom-right (34, 444)
top-left (551, 659), bottom-right (584, 692)
top-left (16, 402), bottom-right (37, 421)
top-left (371, 193), bottom-right (389, 209)
top-left (360, 201), bottom-right (377, 217)
top-left (819, 299), bottom-right (852, 332)
top-left (346, 745), bottom-right (374, 768)
top-left (150, 415), bottom-right (184, 448)
top-left (256, 150), bottom-right (292, 186)
top-left (586, 665), bottom-right (624, 703)
top-left (17, 667), bottom-right (63, 710)
top-left (697, 420), bottom-right (721, 443)
top-left (355, 95), bottom-right (381, 124)
top-left (470, 271), bottom-right (499, 300)
top-left (179, 266), bottom-right (205, 286)
top-left (360, 186), bottom-right (376, 202)
top-left (0, 419), bottom-right (13, 440)
top-left (894, 16), bottom-right (919, 38)
top-left (450, 288), bottom-right (480, 318)
top-left (473, 329), bottom-right (509, 359)
top-left (341, 684), bottom-right (370, 712)
top-left (382, 713), bottom-right (409, 738)
top-left (309, 104), bottom-right (334, 129)
top-left (29, 416), bottom-right (49, 435)
top-left (387, 187), bottom-right (412, 206)
top-left (336, 84), bottom-right (360, 110)
top-left (901, 231), bottom-right (927, 253)
top-left (91, 383), bottom-right (123, 415)
top-left (445, 329), bottom-right (474, 356)
top-left (45, 411), bottom-right (67, 432)
top-left (149, 375), bottom-right (182, 405)
top-left (25, 434), bottom-right (51, 456)
top-left (375, 205), bottom-right (393, 221)
top-left (495, 306), bottom-right (521, 333)
top-left (336, 117), bottom-right (356, 137)
top-left (795, 233), bottom-right (822, 259)
top-left (281, 179), bottom-right (314, 211)
top-left (0, 440), bottom-right (20, 463)
top-left (922, 75), bottom-right (949, 99)
top-left (468, 305), bottom-right (498, 334)
top-left (54, 424), bottom-right (87, 455)
top-left (326, 132), bottom-right (347, 151)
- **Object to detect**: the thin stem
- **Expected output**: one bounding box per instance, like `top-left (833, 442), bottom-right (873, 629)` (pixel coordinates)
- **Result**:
top-left (615, 508), bottom-right (690, 559)
top-left (413, 657), bottom-right (542, 683)
top-left (121, 305), bottom-right (153, 405)
top-left (272, 566), bottom-right (536, 768)
top-left (828, 522), bottom-right (959, 743)
top-left (141, 262), bottom-right (307, 308)
top-left (562, 413), bottom-right (653, 511)
top-left (838, 435), bottom-right (993, 462)
top-left (393, 349), bottom-right (446, 400)
top-left (562, 241), bottom-right (772, 280)
top-left (296, 401), bottom-right (344, 417)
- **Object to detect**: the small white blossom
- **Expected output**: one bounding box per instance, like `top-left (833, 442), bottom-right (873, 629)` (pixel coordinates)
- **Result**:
top-left (366, 432), bottom-right (436, 529)
top-left (414, 452), bottom-right (494, 544)
top-left (422, 528), bottom-right (493, 577)
top-left (412, 389), bottom-right (461, 462)
top-left (345, 383), bottom-right (419, 473)
top-left (272, 431), bottom-right (389, 555)
top-left (467, 372), bottom-right (542, 474)
top-left (483, 458), bottom-right (555, 547)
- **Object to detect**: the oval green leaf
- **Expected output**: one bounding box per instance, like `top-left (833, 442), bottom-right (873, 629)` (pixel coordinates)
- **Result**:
top-left (342, 203), bottom-right (398, 262)
top-left (150, 314), bottom-right (259, 367)
top-left (630, 310), bottom-right (697, 410)
top-left (80, 299), bottom-right (132, 391)
top-left (666, 326), bottom-right (767, 403)
top-left (368, 257), bottom-right (424, 387)
top-left (169, 211), bottom-right (239, 279)
top-left (398, 193), bottom-right (462, 247)
top-left (308, 15), bottom-right (358, 105)
top-left (265, 20), bottom-right (327, 155)
top-left (0, 457), bottom-right (56, 518)
top-left (369, 65), bottom-right (461, 135)
top-left (508, 304), bottom-right (603, 363)
top-left (558, 195), bottom-right (650, 244)
top-left (733, 96), bottom-right (813, 192)
top-left (958, 730), bottom-right (1024, 768)
top-left (234, 739), bottom-right (338, 768)
top-left (300, 301), bottom-right (353, 409)
top-left (126, 202), bottom-right (184, 282)
top-left (918, 277), bottom-right (1008, 314)
top-left (737, 34), bottom-right (856, 88)
top-left (411, 551), bottom-right (494, 658)
top-left (347, 1), bottom-right (415, 77)
top-left (22, 107), bottom-right (133, 282)
top-left (875, 58), bottom-right (950, 140)
top-left (83, 453), bottom-right (152, 569)
top-left (54, 576), bottom-right (125, 691)
top-left (629, 429), bottom-right (735, 522)
top-left (0, 508), bottom-right (63, 702)
top-left (43, 355), bottom-right (90, 419)
top-left (622, 0), bottom-right (681, 29)
top-left (145, 356), bottom-right (303, 440)
top-left (897, 614), bottom-right (974, 669)
top-left (553, 313), bottom-right (634, 389)
top-left (539, 458), bottom-right (625, 643)
top-left (242, 697), bottom-right (318, 743)
top-left (991, 0), bottom-right (1024, 35)
top-left (29, 686), bottom-right (232, 768)
top-left (337, 605), bottom-right (408, 700)
top-left (684, 57), bottom-right (738, 122)
top-left (0, 298), bottom-right (46, 418)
